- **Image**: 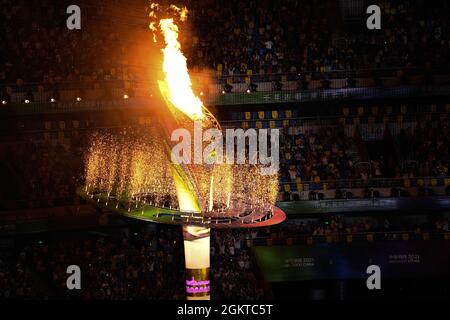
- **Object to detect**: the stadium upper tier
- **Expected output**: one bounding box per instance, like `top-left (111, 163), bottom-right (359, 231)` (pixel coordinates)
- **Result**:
top-left (1, 0), bottom-right (449, 95)
top-left (0, 101), bottom-right (448, 210)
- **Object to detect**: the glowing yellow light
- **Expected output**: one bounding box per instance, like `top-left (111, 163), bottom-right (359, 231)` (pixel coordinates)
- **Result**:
top-left (157, 18), bottom-right (204, 120)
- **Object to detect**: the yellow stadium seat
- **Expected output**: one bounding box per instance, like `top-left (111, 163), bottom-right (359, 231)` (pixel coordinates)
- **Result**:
top-left (296, 183), bottom-right (303, 192)
top-left (269, 121), bottom-right (275, 128)
top-left (258, 111), bottom-right (265, 119)
top-left (284, 184), bottom-right (291, 192)
top-left (271, 110), bottom-right (278, 119)
top-left (245, 112), bottom-right (251, 120)
top-left (242, 121), bottom-right (249, 129)
top-left (256, 121), bottom-right (262, 129)
top-left (285, 110), bottom-right (292, 118)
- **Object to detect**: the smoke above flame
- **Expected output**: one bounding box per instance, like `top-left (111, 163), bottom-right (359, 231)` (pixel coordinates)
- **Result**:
top-left (149, 3), bottom-right (204, 121)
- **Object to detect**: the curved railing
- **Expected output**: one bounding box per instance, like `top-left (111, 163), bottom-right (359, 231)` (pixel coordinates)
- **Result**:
top-left (1, 66), bottom-right (449, 104)
top-left (207, 65), bottom-right (450, 84)
top-left (245, 230), bottom-right (450, 246)
top-left (2, 66), bottom-right (446, 89)
top-left (280, 176), bottom-right (450, 191)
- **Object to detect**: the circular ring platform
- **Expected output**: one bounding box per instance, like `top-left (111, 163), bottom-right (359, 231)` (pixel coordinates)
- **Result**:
top-left (77, 186), bottom-right (286, 228)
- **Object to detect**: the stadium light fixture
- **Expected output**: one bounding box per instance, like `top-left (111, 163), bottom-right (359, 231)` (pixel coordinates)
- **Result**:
top-left (50, 98), bottom-right (56, 103)
top-left (246, 89), bottom-right (251, 93)
top-left (200, 91), bottom-right (204, 96)
top-left (221, 90), bottom-right (225, 94)
top-left (1, 100), bottom-right (6, 105)
top-left (24, 99), bottom-right (30, 104)
top-left (76, 97), bottom-right (82, 102)
top-left (123, 94), bottom-right (129, 99)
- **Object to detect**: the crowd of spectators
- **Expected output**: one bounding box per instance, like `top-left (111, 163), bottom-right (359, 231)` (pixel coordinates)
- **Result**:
top-left (211, 230), bottom-right (264, 299)
top-left (1, 0), bottom-right (449, 90)
top-left (341, 1), bottom-right (450, 72)
top-left (0, 226), bottom-right (265, 300)
top-left (0, 253), bottom-right (34, 299)
top-left (254, 216), bottom-right (375, 240)
top-left (254, 215), bottom-right (450, 241)
top-left (0, 215), bottom-right (448, 299)
top-left (279, 125), bottom-right (358, 184)
top-left (187, 0), bottom-right (450, 80)
top-left (0, 132), bottom-right (87, 209)
top-left (278, 114), bottom-right (449, 189)
top-left (30, 229), bottom-right (184, 300)
top-left (186, 0), bottom-right (334, 79)
top-left (0, 0), bottom-right (136, 87)
top-left (395, 116), bottom-right (449, 178)
top-left (13, 227), bottom-right (186, 299)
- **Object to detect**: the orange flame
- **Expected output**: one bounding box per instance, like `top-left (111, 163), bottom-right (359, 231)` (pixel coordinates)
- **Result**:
top-left (149, 4), bottom-right (204, 121)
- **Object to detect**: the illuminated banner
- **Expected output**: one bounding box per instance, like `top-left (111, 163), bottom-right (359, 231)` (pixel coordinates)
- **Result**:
top-left (253, 241), bottom-right (450, 282)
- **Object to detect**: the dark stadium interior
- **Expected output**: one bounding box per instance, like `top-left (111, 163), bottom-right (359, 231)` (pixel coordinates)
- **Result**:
top-left (0, 0), bottom-right (449, 301)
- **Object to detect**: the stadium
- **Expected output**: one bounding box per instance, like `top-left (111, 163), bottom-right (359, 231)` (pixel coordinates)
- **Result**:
top-left (0, 0), bottom-right (449, 304)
